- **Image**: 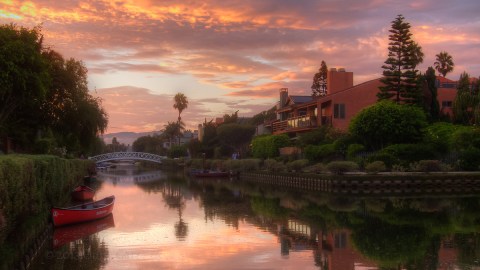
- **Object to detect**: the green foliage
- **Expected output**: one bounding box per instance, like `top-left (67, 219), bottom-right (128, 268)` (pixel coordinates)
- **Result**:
top-left (251, 134), bottom-right (290, 159)
top-left (224, 159), bottom-right (261, 172)
top-left (422, 67), bottom-right (440, 121)
top-left (414, 160), bottom-right (442, 172)
top-left (349, 101), bottom-right (427, 150)
top-left (217, 123), bottom-right (255, 155)
top-left (250, 197), bottom-right (289, 219)
top-left (173, 93), bottom-right (188, 122)
top-left (453, 72), bottom-right (478, 125)
top-left (378, 14), bottom-right (423, 105)
top-left (304, 143), bottom-right (336, 162)
top-left (326, 161), bottom-right (359, 174)
top-left (167, 145), bottom-right (188, 158)
top-left (365, 161), bottom-right (386, 174)
top-left (458, 147), bottom-right (480, 171)
top-left (346, 143), bottom-right (365, 160)
top-left (263, 158), bottom-right (285, 172)
top-left (0, 155), bottom-right (92, 269)
top-left (311, 60), bottom-right (328, 97)
top-left (451, 127), bottom-right (480, 151)
top-left (422, 122), bottom-right (466, 153)
top-left (286, 159), bottom-right (309, 172)
top-left (434, 51), bottom-right (454, 77)
top-left (132, 135), bottom-right (165, 155)
top-left (379, 143), bottom-right (438, 167)
top-left (302, 163), bottom-right (326, 174)
top-left (367, 152), bottom-right (397, 169)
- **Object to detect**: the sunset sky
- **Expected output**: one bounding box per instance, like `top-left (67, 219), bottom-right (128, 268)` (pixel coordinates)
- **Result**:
top-left (1, 0), bottom-right (479, 134)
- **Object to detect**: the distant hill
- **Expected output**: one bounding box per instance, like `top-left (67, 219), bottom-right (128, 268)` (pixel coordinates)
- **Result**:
top-left (101, 131), bottom-right (162, 146)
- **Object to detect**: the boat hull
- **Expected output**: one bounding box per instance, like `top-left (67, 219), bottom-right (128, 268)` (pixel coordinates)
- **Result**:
top-left (53, 214), bottom-right (115, 248)
top-left (71, 185), bottom-right (95, 201)
top-left (52, 196), bottom-right (115, 227)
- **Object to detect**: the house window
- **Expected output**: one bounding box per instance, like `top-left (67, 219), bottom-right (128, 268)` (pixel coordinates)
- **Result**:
top-left (334, 104), bottom-right (345, 119)
top-left (442, 101), bottom-right (452, 108)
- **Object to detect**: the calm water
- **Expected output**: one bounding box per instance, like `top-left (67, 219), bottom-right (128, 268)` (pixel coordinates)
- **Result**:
top-left (30, 165), bottom-right (480, 269)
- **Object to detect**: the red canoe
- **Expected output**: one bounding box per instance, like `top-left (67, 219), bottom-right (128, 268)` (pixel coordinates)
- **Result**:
top-left (53, 214), bottom-right (115, 249)
top-left (52, 196), bottom-right (115, 227)
top-left (71, 185), bottom-right (95, 201)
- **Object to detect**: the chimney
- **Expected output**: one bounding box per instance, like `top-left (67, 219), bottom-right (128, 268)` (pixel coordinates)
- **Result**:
top-left (327, 68), bottom-right (353, 94)
top-left (279, 88), bottom-right (288, 109)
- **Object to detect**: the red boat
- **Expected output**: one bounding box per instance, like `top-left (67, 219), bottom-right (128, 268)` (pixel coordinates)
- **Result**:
top-left (53, 214), bottom-right (115, 248)
top-left (51, 196), bottom-right (115, 227)
top-left (71, 185), bottom-right (95, 201)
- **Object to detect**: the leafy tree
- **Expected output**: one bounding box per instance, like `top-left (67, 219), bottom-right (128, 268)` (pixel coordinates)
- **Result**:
top-left (349, 101), bottom-right (427, 150)
top-left (378, 15), bottom-right (423, 105)
top-left (222, 110), bottom-right (239, 124)
top-left (434, 51), bottom-right (454, 77)
top-left (132, 135), bottom-right (165, 155)
top-left (0, 24), bottom-right (49, 137)
top-left (453, 72), bottom-right (477, 124)
top-left (217, 123), bottom-right (255, 156)
top-left (200, 119), bottom-right (218, 158)
top-left (251, 134), bottom-right (290, 158)
top-left (248, 106), bottom-right (276, 126)
top-left (421, 67), bottom-right (440, 121)
top-left (163, 121), bottom-right (184, 147)
top-left (311, 60), bottom-right (328, 97)
top-left (173, 93), bottom-right (188, 123)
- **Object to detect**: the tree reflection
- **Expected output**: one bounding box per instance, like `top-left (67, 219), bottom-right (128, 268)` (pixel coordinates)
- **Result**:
top-left (161, 182), bottom-right (188, 241)
top-left (43, 234), bottom-right (108, 270)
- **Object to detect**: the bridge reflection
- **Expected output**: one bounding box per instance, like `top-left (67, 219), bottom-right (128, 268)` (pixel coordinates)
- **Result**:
top-left (97, 169), bottom-right (167, 184)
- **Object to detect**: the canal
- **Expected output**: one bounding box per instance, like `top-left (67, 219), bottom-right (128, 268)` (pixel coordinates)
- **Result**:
top-left (30, 165), bottom-right (480, 269)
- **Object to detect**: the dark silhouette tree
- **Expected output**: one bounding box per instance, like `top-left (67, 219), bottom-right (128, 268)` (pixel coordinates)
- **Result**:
top-left (453, 72), bottom-right (477, 124)
top-left (434, 51), bottom-right (454, 77)
top-left (378, 15), bottom-right (423, 105)
top-left (421, 67), bottom-right (440, 121)
top-left (173, 93), bottom-right (188, 123)
top-left (311, 60), bottom-right (328, 97)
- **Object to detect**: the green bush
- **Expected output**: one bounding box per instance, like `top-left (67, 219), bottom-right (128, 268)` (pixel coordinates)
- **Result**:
top-left (304, 143), bottom-right (336, 162)
top-left (417, 160), bottom-right (442, 172)
top-left (303, 163), bottom-right (326, 174)
top-left (263, 158), bottom-right (285, 172)
top-left (347, 144), bottom-right (365, 160)
top-left (458, 147), bottom-right (480, 171)
top-left (167, 145), bottom-right (188, 158)
top-left (367, 152), bottom-right (398, 169)
top-left (251, 134), bottom-right (290, 159)
top-left (349, 101), bottom-right (427, 150)
top-left (286, 159), bottom-right (309, 172)
top-left (379, 144), bottom-right (438, 167)
top-left (365, 161), bottom-right (386, 174)
top-left (326, 161), bottom-right (359, 174)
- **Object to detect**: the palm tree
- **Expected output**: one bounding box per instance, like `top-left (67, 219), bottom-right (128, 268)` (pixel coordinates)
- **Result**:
top-left (173, 93), bottom-right (188, 123)
top-left (434, 51), bottom-right (454, 77)
top-left (163, 121), bottom-right (184, 147)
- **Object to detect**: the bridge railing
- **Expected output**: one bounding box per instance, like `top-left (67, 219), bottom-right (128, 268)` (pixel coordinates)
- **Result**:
top-left (89, 152), bottom-right (167, 164)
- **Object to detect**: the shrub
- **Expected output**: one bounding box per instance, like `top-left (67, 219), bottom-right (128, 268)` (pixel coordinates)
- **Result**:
top-left (251, 134), bottom-right (290, 159)
top-left (303, 163), bottom-right (326, 174)
top-left (347, 144), bottom-right (365, 160)
top-left (263, 159), bottom-right (285, 172)
top-left (326, 161), bottom-right (359, 175)
top-left (417, 160), bottom-right (442, 172)
top-left (365, 161), bottom-right (386, 174)
top-left (167, 145), bottom-right (188, 158)
top-left (239, 159), bottom-right (261, 171)
top-left (349, 100), bottom-right (427, 150)
top-left (304, 143), bottom-right (336, 162)
top-left (379, 144), bottom-right (438, 167)
top-left (458, 147), bottom-right (480, 171)
top-left (367, 152), bottom-right (397, 169)
top-left (286, 159), bottom-right (309, 172)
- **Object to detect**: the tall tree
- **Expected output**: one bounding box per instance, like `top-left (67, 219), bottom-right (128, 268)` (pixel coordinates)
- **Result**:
top-left (453, 72), bottom-right (476, 124)
top-left (434, 51), bottom-right (454, 77)
top-left (422, 67), bottom-right (440, 121)
top-left (378, 15), bottom-right (423, 105)
top-left (173, 93), bottom-right (188, 123)
top-left (311, 61), bottom-right (328, 97)
top-left (0, 24), bottom-right (49, 135)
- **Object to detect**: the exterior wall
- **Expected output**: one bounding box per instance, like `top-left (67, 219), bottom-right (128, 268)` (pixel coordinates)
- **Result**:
top-left (329, 79), bottom-right (383, 130)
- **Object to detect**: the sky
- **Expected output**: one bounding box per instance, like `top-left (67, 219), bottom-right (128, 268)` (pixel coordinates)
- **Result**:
top-left (1, 0), bottom-right (479, 134)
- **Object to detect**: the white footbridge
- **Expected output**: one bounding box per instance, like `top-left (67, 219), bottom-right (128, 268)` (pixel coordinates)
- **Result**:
top-left (89, 152), bottom-right (166, 164)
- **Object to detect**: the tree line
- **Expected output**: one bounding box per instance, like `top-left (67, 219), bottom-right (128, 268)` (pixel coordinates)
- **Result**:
top-left (0, 24), bottom-right (107, 156)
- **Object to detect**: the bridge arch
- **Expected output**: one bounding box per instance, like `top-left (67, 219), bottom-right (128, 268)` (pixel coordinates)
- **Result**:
top-left (89, 152), bottom-right (166, 164)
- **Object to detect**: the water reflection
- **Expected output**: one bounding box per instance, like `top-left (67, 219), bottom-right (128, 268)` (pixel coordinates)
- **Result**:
top-left (29, 166), bottom-right (480, 269)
